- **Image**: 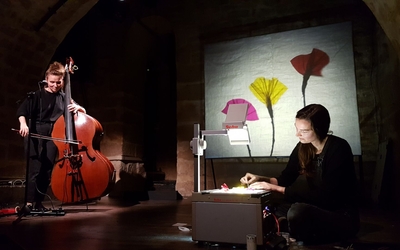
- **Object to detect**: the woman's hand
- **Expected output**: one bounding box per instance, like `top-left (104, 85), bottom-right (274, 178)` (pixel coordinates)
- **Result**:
top-left (18, 116), bottom-right (29, 137)
top-left (240, 173), bottom-right (260, 185)
top-left (19, 124), bottom-right (29, 137)
top-left (68, 100), bottom-right (86, 114)
top-left (249, 181), bottom-right (273, 191)
top-left (249, 181), bottom-right (285, 194)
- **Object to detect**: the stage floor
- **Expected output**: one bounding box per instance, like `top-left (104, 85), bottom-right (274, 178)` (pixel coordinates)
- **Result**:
top-left (0, 196), bottom-right (400, 250)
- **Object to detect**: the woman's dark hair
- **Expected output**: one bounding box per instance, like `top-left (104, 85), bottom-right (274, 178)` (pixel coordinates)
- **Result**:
top-left (296, 104), bottom-right (330, 141)
top-left (296, 104), bottom-right (330, 175)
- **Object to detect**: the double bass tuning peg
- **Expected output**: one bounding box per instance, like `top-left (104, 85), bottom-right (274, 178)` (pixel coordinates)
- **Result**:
top-left (65, 56), bottom-right (78, 73)
top-left (67, 64), bottom-right (78, 74)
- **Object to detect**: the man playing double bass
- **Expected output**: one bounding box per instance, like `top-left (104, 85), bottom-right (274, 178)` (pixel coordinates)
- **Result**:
top-left (16, 61), bottom-right (85, 213)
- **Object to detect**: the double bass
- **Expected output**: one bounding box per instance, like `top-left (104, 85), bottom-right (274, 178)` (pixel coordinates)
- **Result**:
top-left (51, 57), bottom-right (115, 204)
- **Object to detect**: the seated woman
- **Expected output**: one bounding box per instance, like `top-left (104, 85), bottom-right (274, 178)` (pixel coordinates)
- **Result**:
top-left (240, 104), bottom-right (360, 245)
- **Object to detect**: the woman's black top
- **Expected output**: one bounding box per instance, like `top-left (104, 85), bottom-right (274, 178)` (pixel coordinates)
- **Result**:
top-left (16, 88), bottom-right (65, 123)
top-left (276, 135), bottom-right (359, 214)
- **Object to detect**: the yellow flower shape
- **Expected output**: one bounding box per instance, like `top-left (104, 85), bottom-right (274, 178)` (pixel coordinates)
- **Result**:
top-left (249, 77), bottom-right (287, 106)
top-left (249, 77), bottom-right (287, 156)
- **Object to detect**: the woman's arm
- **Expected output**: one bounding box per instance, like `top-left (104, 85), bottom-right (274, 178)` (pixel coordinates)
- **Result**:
top-left (18, 116), bottom-right (29, 137)
top-left (240, 144), bottom-right (300, 192)
top-left (240, 173), bottom-right (277, 185)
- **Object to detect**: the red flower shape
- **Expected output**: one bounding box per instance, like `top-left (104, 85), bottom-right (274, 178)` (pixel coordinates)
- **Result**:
top-left (290, 48), bottom-right (329, 76)
top-left (291, 48), bottom-right (330, 106)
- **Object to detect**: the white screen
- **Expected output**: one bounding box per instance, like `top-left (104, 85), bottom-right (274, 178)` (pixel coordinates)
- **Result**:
top-left (204, 22), bottom-right (361, 158)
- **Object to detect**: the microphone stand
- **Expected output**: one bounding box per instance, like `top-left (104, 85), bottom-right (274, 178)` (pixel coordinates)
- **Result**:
top-left (13, 91), bottom-right (35, 224)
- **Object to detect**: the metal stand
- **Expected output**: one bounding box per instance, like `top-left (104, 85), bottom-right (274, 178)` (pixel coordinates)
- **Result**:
top-left (190, 104), bottom-right (250, 192)
top-left (15, 92), bottom-right (35, 221)
top-left (190, 124), bottom-right (227, 192)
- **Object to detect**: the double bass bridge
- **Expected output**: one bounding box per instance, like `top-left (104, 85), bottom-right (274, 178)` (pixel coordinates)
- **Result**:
top-left (55, 152), bottom-right (83, 170)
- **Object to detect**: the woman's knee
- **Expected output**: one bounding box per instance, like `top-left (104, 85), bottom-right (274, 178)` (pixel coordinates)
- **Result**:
top-left (287, 203), bottom-right (312, 222)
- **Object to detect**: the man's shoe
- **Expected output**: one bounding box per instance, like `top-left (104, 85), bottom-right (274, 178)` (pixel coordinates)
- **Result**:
top-left (17, 205), bottom-right (32, 217)
top-left (34, 203), bottom-right (50, 212)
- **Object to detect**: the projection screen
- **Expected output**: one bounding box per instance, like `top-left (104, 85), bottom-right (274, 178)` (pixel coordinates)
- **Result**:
top-left (204, 22), bottom-right (361, 158)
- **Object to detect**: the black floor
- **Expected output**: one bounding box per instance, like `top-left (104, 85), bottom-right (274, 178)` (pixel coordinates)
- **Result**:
top-left (0, 196), bottom-right (400, 250)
